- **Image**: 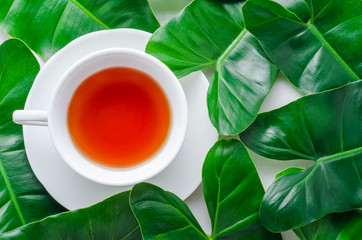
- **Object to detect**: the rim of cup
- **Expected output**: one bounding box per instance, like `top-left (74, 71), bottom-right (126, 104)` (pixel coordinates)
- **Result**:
top-left (43, 48), bottom-right (187, 186)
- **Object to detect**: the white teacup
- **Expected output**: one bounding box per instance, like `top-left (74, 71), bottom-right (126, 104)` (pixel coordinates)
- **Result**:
top-left (13, 48), bottom-right (188, 186)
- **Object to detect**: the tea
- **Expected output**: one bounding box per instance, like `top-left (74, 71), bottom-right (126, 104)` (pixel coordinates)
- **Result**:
top-left (68, 67), bottom-right (171, 167)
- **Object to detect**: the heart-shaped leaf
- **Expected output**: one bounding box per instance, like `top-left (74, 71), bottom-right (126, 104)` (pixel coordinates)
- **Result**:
top-left (0, 0), bottom-right (160, 59)
top-left (295, 210), bottom-right (362, 240)
top-left (243, 0), bottom-right (362, 94)
top-left (240, 80), bottom-right (362, 232)
top-left (0, 191), bottom-right (141, 239)
top-left (277, 167), bottom-right (362, 239)
top-left (202, 139), bottom-right (280, 239)
top-left (0, 39), bottom-right (65, 233)
top-left (130, 140), bottom-right (282, 239)
top-left (130, 183), bottom-right (207, 240)
top-left (146, 0), bottom-right (278, 135)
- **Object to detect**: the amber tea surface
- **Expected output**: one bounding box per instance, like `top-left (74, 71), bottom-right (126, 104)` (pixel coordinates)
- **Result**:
top-left (68, 67), bottom-right (171, 167)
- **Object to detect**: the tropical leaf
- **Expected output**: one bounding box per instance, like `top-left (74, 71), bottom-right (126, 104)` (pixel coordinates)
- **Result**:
top-left (0, 39), bottom-right (65, 234)
top-left (130, 140), bottom-right (282, 240)
top-left (240, 80), bottom-right (362, 232)
top-left (243, 0), bottom-right (362, 94)
top-left (0, 0), bottom-right (160, 59)
top-left (277, 167), bottom-right (362, 239)
top-left (0, 191), bottom-right (141, 239)
top-left (131, 183), bottom-right (207, 240)
top-left (146, 0), bottom-right (278, 135)
top-left (202, 139), bottom-right (281, 239)
top-left (295, 210), bottom-right (362, 240)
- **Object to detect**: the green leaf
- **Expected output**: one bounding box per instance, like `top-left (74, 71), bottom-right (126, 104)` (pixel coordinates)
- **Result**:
top-left (278, 168), bottom-right (362, 239)
top-left (243, 0), bottom-right (362, 94)
top-left (130, 183), bottom-right (207, 240)
top-left (148, 0), bottom-right (192, 13)
top-left (0, 191), bottom-right (141, 239)
top-left (0, 39), bottom-right (65, 233)
top-left (130, 140), bottom-right (282, 240)
top-left (202, 139), bottom-right (281, 239)
top-left (294, 210), bottom-right (362, 240)
top-left (240, 80), bottom-right (362, 232)
top-left (0, 0), bottom-right (160, 59)
top-left (275, 167), bottom-right (304, 179)
top-left (272, 167), bottom-right (362, 239)
top-left (146, 0), bottom-right (278, 135)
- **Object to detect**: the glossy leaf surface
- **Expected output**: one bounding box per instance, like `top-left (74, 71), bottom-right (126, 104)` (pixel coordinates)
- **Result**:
top-left (243, 0), bottom-right (362, 94)
top-left (275, 167), bottom-right (304, 179)
top-left (0, 191), bottom-right (141, 239)
top-left (240, 81), bottom-right (362, 231)
top-left (131, 183), bottom-right (207, 240)
top-left (130, 140), bottom-right (281, 240)
top-left (202, 140), bottom-right (281, 239)
top-left (146, 0), bottom-right (278, 135)
top-left (295, 210), bottom-right (362, 240)
top-left (0, 39), bottom-right (65, 233)
top-left (277, 167), bottom-right (362, 239)
top-left (0, 0), bottom-right (160, 59)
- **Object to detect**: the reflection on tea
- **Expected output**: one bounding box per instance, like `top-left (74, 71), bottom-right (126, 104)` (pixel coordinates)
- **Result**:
top-left (68, 67), bottom-right (171, 167)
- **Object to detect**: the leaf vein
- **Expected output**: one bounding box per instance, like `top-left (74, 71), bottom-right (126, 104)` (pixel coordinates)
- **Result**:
top-left (134, 200), bottom-right (206, 238)
top-left (313, 0), bottom-right (332, 21)
top-left (68, 0), bottom-right (110, 29)
top-left (50, 1), bottom-right (70, 46)
top-left (308, 24), bottom-right (359, 80)
top-left (0, 157), bottom-right (25, 225)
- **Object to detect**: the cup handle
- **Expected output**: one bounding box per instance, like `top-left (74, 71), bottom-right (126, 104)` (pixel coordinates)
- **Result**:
top-left (13, 110), bottom-right (48, 126)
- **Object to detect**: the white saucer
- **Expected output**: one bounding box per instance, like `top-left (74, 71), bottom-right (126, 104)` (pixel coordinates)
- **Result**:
top-left (23, 29), bottom-right (218, 210)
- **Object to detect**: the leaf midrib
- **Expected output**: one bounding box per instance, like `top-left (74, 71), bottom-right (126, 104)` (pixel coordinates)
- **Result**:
top-left (307, 23), bottom-right (359, 80)
top-left (275, 147), bottom-right (362, 208)
top-left (216, 29), bottom-right (247, 71)
top-left (274, 146), bottom-right (362, 224)
top-left (317, 146), bottom-right (362, 163)
top-left (211, 175), bottom-right (222, 237)
top-left (213, 212), bottom-right (259, 238)
top-left (0, 40), bottom-right (27, 228)
top-left (0, 157), bottom-right (25, 225)
top-left (135, 200), bottom-right (208, 239)
top-left (213, 29), bottom-right (248, 134)
top-left (260, 1), bottom-right (360, 81)
top-left (69, 0), bottom-right (110, 29)
top-left (290, 147), bottom-right (362, 188)
top-left (120, 226), bottom-right (140, 240)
